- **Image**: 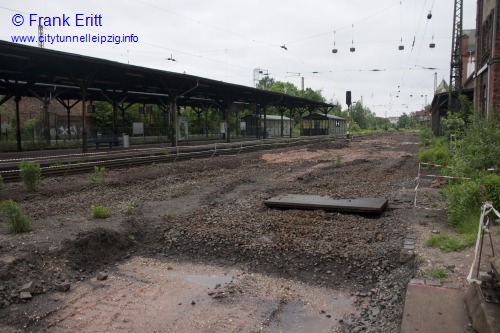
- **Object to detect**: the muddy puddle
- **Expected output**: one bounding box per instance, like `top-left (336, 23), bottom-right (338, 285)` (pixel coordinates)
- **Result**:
top-left (14, 256), bottom-right (355, 332)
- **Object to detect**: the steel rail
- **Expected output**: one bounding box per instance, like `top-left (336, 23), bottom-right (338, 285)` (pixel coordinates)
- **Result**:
top-left (1, 135), bottom-right (355, 183)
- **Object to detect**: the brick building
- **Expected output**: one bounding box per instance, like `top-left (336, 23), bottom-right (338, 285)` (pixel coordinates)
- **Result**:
top-left (1, 97), bottom-right (85, 139)
top-left (475, 0), bottom-right (500, 118)
top-left (413, 110), bottom-right (430, 126)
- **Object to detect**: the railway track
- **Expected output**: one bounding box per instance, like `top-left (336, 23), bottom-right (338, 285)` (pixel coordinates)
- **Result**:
top-left (0, 135), bottom-right (361, 183)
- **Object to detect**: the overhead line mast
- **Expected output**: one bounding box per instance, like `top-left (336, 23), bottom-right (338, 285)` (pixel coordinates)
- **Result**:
top-left (448, 0), bottom-right (463, 112)
top-left (38, 25), bottom-right (44, 48)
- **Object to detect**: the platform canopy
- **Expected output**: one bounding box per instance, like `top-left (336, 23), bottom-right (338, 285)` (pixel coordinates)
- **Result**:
top-left (0, 40), bottom-right (333, 110)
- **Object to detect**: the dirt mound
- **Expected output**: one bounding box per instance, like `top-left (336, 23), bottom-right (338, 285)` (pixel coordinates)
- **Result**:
top-left (61, 228), bottom-right (135, 270)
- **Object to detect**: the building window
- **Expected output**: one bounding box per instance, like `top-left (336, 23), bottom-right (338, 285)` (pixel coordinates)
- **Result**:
top-left (335, 120), bottom-right (340, 127)
top-left (481, 12), bottom-right (493, 64)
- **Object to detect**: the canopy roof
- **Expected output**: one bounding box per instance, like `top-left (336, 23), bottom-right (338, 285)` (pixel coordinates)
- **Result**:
top-left (0, 41), bottom-right (333, 110)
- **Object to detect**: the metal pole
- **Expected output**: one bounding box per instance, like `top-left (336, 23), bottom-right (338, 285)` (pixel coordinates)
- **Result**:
top-left (171, 96), bottom-right (178, 147)
top-left (43, 100), bottom-right (50, 144)
top-left (82, 88), bottom-right (87, 153)
top-left (15, 95), bottom-right (22, 152)
top-left (347, 104), bottom-right (351, 139)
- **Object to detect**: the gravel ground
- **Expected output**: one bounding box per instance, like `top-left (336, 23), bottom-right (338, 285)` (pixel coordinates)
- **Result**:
top-left (0, 132), bottom-right (456, 332)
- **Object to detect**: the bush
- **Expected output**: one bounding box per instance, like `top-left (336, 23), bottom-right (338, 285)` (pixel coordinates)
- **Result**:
top-left (92, 205), bottom-right (110, 219)
top-left (1, 200), bottom-right (31, 233)
top-left (19, 161), bottom-right (41, 192)
top-left (443, 174), bottom-right (500, 233)
top-left (443, 180), bottom-right (481, 231)
top-left (481, 174), bottom-right (500, 208)
top-left (419, 126), bottom-right (433, 146)
top-left (350, 121), bottom-right (361, 133)
top-left (418, 137), bottom-right (451, 166)
top-left (451, 116), bottom-right (500, 176)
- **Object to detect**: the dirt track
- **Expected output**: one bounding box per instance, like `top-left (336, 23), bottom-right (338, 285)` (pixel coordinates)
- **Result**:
top-left (0, 133), bottom-right (428, 332)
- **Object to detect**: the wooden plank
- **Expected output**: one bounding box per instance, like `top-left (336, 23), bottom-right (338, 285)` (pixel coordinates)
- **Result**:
top-left (264, 195), bottom-right (388, 214)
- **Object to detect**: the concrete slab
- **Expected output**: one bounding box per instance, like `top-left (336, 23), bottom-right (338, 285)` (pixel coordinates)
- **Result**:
top-left (401, 283), bottom-right (472, 333)
top-left (264, 195), bottom-right (388, 214)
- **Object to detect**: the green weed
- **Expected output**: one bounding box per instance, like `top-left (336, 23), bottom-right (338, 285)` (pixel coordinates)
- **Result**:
top-left (332, 154), bottom-right (342, 168)
top-left (19, 161), bottom-right (41, 192)
top-left (90, 166), bottom-right (107, 185)
top-left (430, 267), bottom-right (448, 279)
top-left (92, 205), bottom-right (110, 219)
top-left (170, 187), bottom-right (182, 198)
top-left (124, 202), bottom-right (136, 215)
top-left (415, 254), bottom-right (426, 264)
top-left (0, 200), bottom-right (31, 233)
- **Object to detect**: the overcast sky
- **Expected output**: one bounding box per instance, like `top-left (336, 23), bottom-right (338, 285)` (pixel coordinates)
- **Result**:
top-left (1, 0), bottom-right (477, 117)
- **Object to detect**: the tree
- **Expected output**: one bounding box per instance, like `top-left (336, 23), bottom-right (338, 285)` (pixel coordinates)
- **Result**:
top-left (350, 102), bottom-right (375, 130)
top-left (397, 113), bottom-right (416, 129)
top-left (256, 77), bottom-right (325, 101)
top-left (303, 87), bottom-right (325, 102)
top-left (256, 76), bottom-right (275, 90)
top-left (268, 81), bottom-right (300, 96)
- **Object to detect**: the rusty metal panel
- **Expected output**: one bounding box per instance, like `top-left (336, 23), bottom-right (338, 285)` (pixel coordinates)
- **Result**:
top-left (264, 195), bottom-right (388, 214)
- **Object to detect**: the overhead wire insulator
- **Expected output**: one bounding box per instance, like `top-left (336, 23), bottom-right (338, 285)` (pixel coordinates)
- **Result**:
top-left (332, 30), bottom-right (338, 53)
top-left (350, 24), bottom-right (355, 52)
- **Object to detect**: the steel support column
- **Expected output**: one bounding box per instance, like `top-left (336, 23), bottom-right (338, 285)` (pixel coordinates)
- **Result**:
top-left (15, 94), bottom-right (22, 152)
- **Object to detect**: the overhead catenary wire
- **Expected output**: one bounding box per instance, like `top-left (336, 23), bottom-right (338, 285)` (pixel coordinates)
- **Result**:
top-left (1, 1), bottom-right (455, 118)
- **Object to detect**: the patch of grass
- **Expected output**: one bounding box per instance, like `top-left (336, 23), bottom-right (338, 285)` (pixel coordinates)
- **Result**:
top-left (19, 161), bottom-right (41, 192)
top-left (92, 205), bottom-right (110, 219)
top-left (162, 212), bottom-right (172, 221)
top-left (426, 233), bottom-right (477, 252)
top-left (0, 200), bottom-right (31, 233)
top-left (430, 267), bottom-right (448, 279)
top-left (0, 174), bottom-right (3, 190)
top-left (89, 166), bottom-right (107, 185)
top-left (170, 187), bottom-right (182, 198)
